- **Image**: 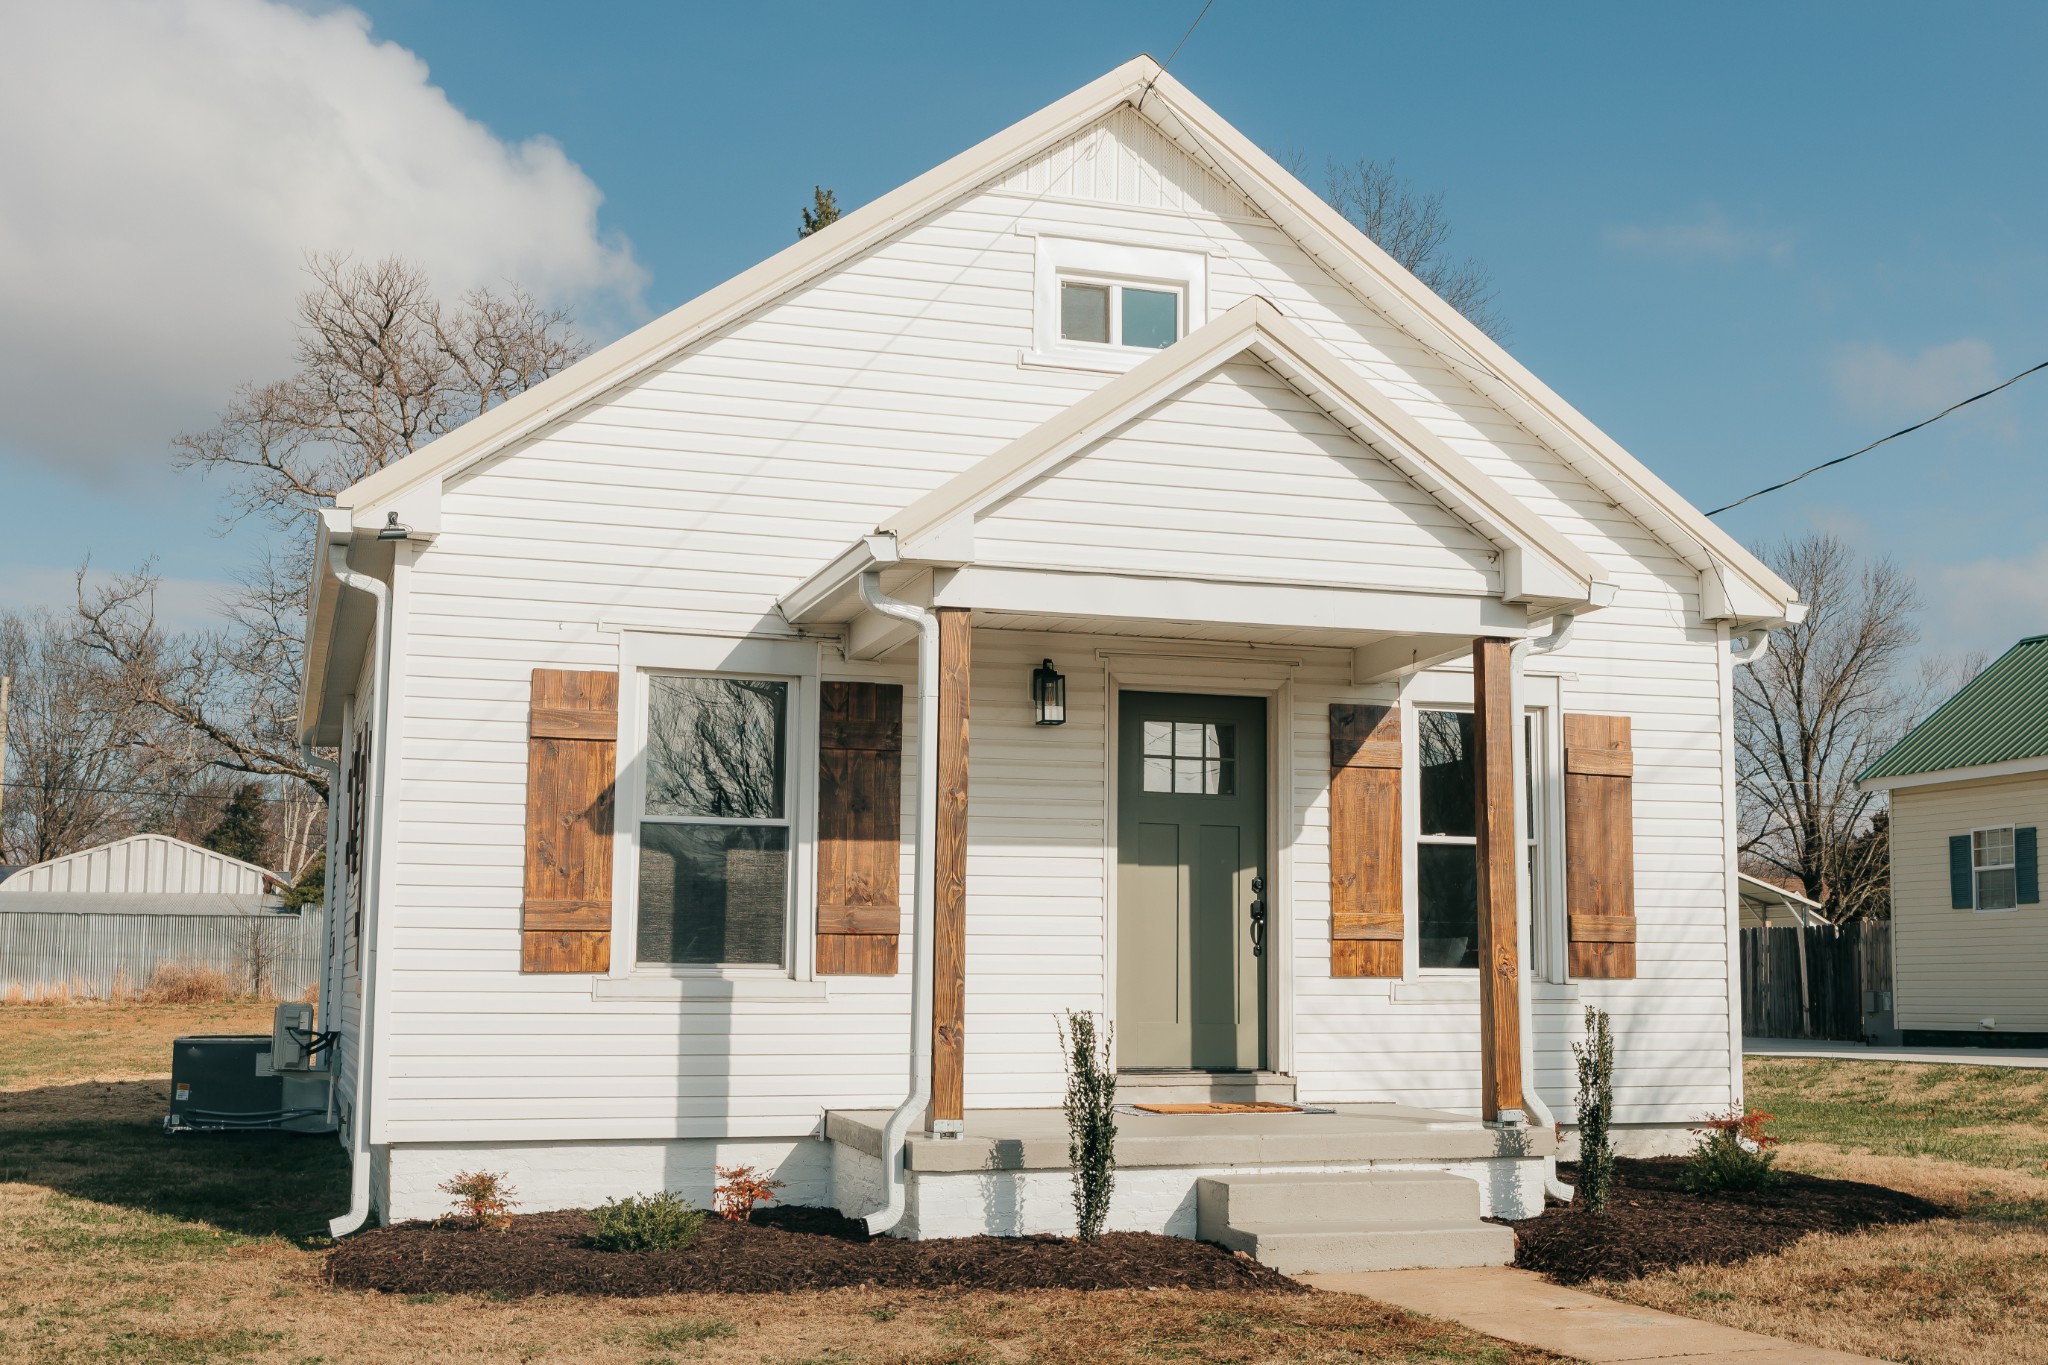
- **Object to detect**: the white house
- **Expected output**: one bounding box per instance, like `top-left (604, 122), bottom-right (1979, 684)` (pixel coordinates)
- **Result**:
top-left (298, 58), bottom-right (1800, 1265)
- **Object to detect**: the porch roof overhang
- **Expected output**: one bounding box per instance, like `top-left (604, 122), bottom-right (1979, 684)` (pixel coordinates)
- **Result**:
top-left (777, 299), bottom-right (1616, 679)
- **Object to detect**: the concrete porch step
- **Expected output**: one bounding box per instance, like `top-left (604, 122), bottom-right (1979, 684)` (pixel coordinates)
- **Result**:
top-left (1114, 1070), bottom-right (1297, 1105)
top-left (1196, 1172), bottom-right (1512, 1273)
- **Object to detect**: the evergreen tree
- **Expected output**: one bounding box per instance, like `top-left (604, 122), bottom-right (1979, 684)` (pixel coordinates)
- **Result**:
top-left (799, 186), bottom-right (840, 239)
top-left (202, 784), bottom-right (270, 868)
top-left (279, 851), bottom-right (325, 910)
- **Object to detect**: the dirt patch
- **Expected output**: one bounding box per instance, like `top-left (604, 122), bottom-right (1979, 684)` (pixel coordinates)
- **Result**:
top-left (1512, 1157), bottom-right (1945, 1284)
top-left (328, 1205), bottom-right (1306, 1298)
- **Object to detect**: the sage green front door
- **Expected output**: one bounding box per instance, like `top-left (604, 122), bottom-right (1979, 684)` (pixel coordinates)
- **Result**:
top-left (1116, 691), bottom-right (1267, 1070)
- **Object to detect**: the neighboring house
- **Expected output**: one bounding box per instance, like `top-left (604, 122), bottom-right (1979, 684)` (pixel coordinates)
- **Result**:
top-left (0, 834), bottom-right (316, 998)
top-left (1861, 634), bottom-right (2048, 1046)
top-left (298, 58), bottom-right (1801, 1247)
top-left (1737, 873), bottom-right (1825, 930)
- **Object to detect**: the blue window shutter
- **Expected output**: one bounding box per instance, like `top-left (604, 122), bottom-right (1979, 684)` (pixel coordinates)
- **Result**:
top-left (2018, 828), bottom-right (2039, 905)
top-left (1950, 835), bottom-right (1974, 909)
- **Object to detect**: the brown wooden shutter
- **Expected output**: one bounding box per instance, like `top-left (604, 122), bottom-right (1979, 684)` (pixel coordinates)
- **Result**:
top-left (816, 680), bottom-right (903, 975)
top-left (1330, 703), bottom-right (1403, 978)
top-left (1564, 713), bottom-right (1636, 979)
top-left (521, 668), bottom-right (618, 973)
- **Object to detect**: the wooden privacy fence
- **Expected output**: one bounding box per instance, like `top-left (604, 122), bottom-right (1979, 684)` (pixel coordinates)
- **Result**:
top-left (0, 907), bottom-right (324, 999)
top-left (1741, 920), bottom-right (1893, 1042)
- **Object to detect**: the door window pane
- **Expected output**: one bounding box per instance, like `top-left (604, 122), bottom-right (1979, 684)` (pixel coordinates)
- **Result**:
top-left (1060, 281), bottom-right (1110, 344)
top-left (1141, 719), bottom-right (1234, 795)
top-left (645, 676), bottom-right (787, 819)
top-left (1418, 843), bottom-right (1478, 968)
top-left (1121, 287), bottom-right (1179, 348)
top-left (636, 823), bottom-right (789, 966)
top-left (1418, 710), bottom-right (1476, 837)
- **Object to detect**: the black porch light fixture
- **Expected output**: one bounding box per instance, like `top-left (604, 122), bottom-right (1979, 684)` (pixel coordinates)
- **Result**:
top-left (1031, 658), bottom-right (1067, 726)
top-left (375, 511), bottom-right (411, 541)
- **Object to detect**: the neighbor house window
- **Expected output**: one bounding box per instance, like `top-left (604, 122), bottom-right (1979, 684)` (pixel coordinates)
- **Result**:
top-left (1416, 708), bottom-right (1542, 970)
top-left (1974, 826), bottom-right (2018, 911)
top-left (635, 675), bottom-right (791, 967)
top-left (1058, 278), bottom-right (1181, 349)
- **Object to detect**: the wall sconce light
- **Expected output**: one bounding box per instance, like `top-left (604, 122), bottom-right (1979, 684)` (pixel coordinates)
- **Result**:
top-left (1032, 658), bottom-right (1066, 726)
top-left (375, 511), bottom-right (411, 541)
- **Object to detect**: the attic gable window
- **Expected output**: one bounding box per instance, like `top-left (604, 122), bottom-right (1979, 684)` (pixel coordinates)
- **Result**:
top-left (1027, 234), bottom-right (1207, 372)
top-left (1059, 279), bottom-right (1181, 349)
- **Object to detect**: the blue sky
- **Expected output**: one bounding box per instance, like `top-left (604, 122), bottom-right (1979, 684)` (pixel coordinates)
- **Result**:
top-left (5, 0), bottom-right (2045, 662)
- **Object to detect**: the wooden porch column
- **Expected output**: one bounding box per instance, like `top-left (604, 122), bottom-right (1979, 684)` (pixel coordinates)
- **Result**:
top-left (1472, 637), bottom-right (1525, 1124)
top-left (928, 607), bottom-right (970, 1131)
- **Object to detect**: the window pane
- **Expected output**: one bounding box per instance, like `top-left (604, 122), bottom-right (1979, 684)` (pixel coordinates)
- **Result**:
top-left (1976, 827), bottom-right (2014, 868)
top-left (637, 823), bottom-right (789, 965)
top-left (1121, 287), bottom-right (1179, 348)
top-left (1979, 867), bottom-right (2019, 911)
top-left (1142, 755), bottom-right (1172, 792)
top-left (1419, 843), bottom-right (1478, 968)
top-left (645, 676), bottom-right (787, 819)
top-left (1060, 281), bottom-right (1110, 343)
top-left (1143, 720), bottom-right (1172, 757)
top-left (1524, 715), bottom-right (1536, 841)
top-left (1418, 710), bottom-right (1477, 837)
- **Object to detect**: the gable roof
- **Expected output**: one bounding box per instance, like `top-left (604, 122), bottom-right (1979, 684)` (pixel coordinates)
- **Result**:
top-left (1861, 635), bottom-right (2048, 789)
top-left (330, 55), bottom-right (1796, 626)
top-left (881, 297), bottom-right (1606, 610)
top-left (0, 833), bottom-right (281, 897)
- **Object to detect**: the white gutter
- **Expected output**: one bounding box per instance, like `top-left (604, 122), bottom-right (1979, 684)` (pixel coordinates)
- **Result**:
top-left (325, 549), bottom-right (393, 1240)
top-left (299, 740), bottom-right (342, 1124)
top-left (857, 568), bottom-right (940, 1238)
top-left (1515, 611), bottom-right (1582, 1205)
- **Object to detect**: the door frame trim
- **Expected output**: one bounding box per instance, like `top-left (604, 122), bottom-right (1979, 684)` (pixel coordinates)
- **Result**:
top-left (1104, 658), bottom-right (1295, 1076)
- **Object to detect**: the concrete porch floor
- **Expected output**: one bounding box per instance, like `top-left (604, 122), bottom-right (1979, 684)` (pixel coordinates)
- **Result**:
top-left (826, 1103), bottom-right (1555, 1172)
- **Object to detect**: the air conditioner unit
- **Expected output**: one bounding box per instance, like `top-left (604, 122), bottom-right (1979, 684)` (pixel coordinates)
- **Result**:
top-left (164, 1004), bottom-right (336, 1135)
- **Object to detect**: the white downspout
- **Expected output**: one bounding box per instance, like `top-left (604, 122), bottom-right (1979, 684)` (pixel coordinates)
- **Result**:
top-left (857, 568), bottom-right (940, 1238)
top-left (299, 740), bottom-right (341, 1124)
top-left (326, 556), bottom-right (392, 1239)
top-left (1730, 630), bottom-right (1771, 666)
top-left (1516, 610), bottom-right (1583, 1205)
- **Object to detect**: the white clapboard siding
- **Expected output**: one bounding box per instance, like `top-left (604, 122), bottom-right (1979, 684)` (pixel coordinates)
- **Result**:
top-left (368, 104), bottom-right (1739, 1141)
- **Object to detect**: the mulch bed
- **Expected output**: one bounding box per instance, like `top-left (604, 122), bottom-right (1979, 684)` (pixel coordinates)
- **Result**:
top-left (1511, 1158), bottom-right (1946, 1284)
top-left (326, 1205), bottom-right (1305, 1298)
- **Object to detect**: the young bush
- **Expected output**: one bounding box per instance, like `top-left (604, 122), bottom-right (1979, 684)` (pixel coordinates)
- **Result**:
top-left (139, 961), bottom-right (239, 1005)
top-left (1572, 1005), bottom-right (1617, 1213)
top-left (437, 1169), bottom-right (518, 1230)
top-left (713, 1165), bottom-right (784, 1222)
top-left (1680, 1108), bottom-right (1784, 1195)
top-left (589, 1190), bottom-right (706, 1252)
top-left (1057, 1008), bottom-right (1118, 1240)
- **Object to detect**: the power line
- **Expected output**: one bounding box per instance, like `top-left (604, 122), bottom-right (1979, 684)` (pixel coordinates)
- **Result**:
top-left (1707, 359), bottom-right (2048, 517)
top-left (1138, 0), bottom-right (1217, 109)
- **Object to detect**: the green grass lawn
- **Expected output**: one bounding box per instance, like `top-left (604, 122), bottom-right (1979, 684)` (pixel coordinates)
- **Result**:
top-left (1745, 1057), bottom-right (2048, 1174)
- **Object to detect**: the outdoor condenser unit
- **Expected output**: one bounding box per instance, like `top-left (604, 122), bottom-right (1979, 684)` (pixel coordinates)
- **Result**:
top-left (164, 1002), bottom-right (336, 1134)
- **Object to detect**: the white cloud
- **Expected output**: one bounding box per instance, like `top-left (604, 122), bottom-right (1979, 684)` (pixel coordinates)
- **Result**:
top-left (1826, 339), bottom-right (2001, 422)
top-left (0, 564), bottom-right (232, 633)
top-left (1925, 544), bottom-right (2048, 658)
top-left (0, 0), bottom-right (645, 475)
top-left (1602, 205), bottom-right (1794, 264)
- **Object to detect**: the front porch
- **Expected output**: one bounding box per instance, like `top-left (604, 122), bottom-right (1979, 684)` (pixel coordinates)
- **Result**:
top-left (826, 1103), bottom-right (1552, 1262)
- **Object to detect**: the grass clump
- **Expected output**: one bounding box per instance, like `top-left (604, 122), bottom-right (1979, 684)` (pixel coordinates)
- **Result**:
top-left (589, 1189), bottom-right (707, 1252)
top-left (645, 1317), bottom-right (736, 1347)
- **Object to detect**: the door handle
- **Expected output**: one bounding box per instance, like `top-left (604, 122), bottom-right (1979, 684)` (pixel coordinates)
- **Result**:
top-left (1249, 875), bottom-right (1267, 958)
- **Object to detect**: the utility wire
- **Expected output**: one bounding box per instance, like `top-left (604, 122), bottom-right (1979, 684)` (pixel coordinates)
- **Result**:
top-left (1138, 0), bottom-right (1217, 108)
top-left (1707, 359), bottom-right (2048, 516)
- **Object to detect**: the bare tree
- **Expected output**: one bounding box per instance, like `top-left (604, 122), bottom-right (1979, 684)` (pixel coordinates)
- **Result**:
top-left (1736, 534), bottom-right (1932, 922)
top-left (83, 255), bottom-right (587, 805)
top-left (0, 610), bottom-right (149, 863)
top-left (1286, 153), bottom-right (1506, 341)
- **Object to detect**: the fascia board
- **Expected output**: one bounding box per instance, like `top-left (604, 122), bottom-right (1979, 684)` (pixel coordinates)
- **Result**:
top-left (1860, 753), bottom-right (2048, 793)
top-left (1139, 74), bottom-right (1798, 619)
top-left (336, 58), bottom-right (1162, 517)
top-left (297, 509), bottom-right (352, 743)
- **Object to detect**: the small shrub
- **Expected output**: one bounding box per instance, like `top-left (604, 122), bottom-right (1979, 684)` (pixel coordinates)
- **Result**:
top-left (646, 1318), bottom-right (736, 1347)
top-left (1572, 1006), bottom-right (1617, 1213)
top-left (437, 1169), bottom-right (518, 1230)
top-left (1057, 1008), bottom-right (1118, 1240)
top-left (139, 961), bottom-right (239, 1005)
top-left (1680, 1108), bottom-right (1784, 1195)
top-left (589, 1190), bottom-right (706, 1252)
top-left (713, 1165), bottom-right (784, 1222)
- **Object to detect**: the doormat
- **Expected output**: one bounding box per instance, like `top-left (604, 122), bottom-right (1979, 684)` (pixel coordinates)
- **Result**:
top-left (1126, 1102), bottom-right (1328, 1115)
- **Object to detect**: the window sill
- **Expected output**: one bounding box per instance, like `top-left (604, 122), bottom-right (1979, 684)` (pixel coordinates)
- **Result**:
top-left (1017, 347), bottom-right (1150, 376)
top-left (593, 973), bottom-right (830, 1003)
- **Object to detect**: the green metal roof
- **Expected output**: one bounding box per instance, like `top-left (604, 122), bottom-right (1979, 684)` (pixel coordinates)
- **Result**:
top-left (1862, 634), bottom-right (2048, 782)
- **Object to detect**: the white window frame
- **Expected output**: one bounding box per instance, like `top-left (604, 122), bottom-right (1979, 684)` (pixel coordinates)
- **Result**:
top-left (608, 632), bottom-right (821, 987)
top-left (1024, 233), bottom-right (1208, 373)
top-left (1972, 824), bottom-right (2019, 913)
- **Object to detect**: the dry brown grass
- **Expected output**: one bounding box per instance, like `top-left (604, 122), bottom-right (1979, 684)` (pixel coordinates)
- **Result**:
top-left (2, 960), bottom-right (281, 1008)
top-left (0, 1002), bottom-right (1560, 1365)
top-left (135, 960), bottom-right (244, 1004)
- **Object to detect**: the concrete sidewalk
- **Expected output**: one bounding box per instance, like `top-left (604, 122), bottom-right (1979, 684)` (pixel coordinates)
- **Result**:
top-left (1745, 1036), bottom-right (2048, 1068)
top-left (1304, 1264), bottom-right (1879, 1363)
